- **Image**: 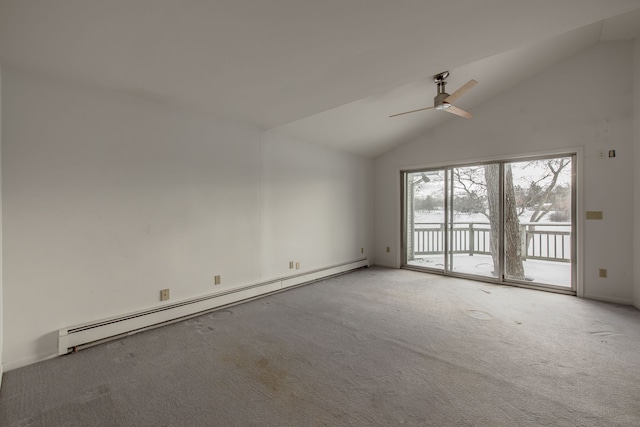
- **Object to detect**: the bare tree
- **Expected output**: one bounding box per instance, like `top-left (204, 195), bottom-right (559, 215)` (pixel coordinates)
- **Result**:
top-left (481, 165), bottom-right (524, 279)
top-left (514, 159), bottom-right (571, 252)
top-left (518, 159), bottom-right (571, 223)
top-left (504, 165), bottom-right (526, 279)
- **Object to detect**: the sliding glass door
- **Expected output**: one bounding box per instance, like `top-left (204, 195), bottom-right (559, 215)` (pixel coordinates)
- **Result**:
top-left (449, 164), bottom-right (499, 279)
top-left (403, 154), bottom-right (575, 292)
top-left (503, 157), bottom-right (573, 287)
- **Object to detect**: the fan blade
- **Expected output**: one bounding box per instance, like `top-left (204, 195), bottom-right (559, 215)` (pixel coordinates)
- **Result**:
top-left (445, 105), bottom-right (473, 119)
top-left (444, 79), bottom-right (477, 104)
top-left (389, 106), bottom-right (435, 118)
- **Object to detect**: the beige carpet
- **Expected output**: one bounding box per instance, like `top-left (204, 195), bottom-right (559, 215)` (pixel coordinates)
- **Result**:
top-left (1, 267), bottom-right (640, 426)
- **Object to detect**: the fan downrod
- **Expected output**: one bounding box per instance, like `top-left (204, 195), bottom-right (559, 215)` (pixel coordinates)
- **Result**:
top-left (434, 71), bottom-right (450, 109)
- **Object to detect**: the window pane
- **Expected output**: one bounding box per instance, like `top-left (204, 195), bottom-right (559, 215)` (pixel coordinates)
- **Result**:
top-left (448, 164), bottom-right (499, 278)
top-left (405, 170), bottom-right (445, 271)
top-left (504, 157), bottom-right (572, 287)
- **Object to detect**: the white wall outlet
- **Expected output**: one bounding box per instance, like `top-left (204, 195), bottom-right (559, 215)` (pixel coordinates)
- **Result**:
top-left (296, 262), bottom-right (300, 270)
top-left (214, 275), bottom-right (221, 285)
top-left (160, 289), bottom-right (170, 301)
top-left (289, 261), bottom-right (294, 269)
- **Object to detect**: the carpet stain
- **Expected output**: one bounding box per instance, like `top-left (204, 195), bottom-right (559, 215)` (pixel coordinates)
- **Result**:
top-left (113, 352), bottom-right (135, 364)
top-left (197, 326), bottom-right (215, 334)
top-left (210, 310), bottom-right (233, 319)
top-left (255, 358), bottom-right (287, 392)
top-left (589, 330), bottom-right (621, 337)
top-left (466, 310), bottom-right (493, 320)
top-left (79, 384), bottom-right (110, 403)
top-left (12, 415), bottom-right (37, 427)
top-left (222, 353), bottom-right (288, 393)
top-left (184, 318), bottom-right (217, 334)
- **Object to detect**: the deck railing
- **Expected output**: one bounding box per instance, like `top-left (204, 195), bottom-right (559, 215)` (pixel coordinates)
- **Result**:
top-left (413, 222), bottom-right (571, 262)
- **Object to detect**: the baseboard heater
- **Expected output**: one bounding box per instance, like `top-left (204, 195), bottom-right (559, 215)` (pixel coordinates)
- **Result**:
top-left (59, 258), bottom-right (368, 355)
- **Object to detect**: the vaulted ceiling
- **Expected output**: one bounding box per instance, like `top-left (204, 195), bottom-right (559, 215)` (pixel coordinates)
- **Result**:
top-left (2, 1), bottom-right (640, 157)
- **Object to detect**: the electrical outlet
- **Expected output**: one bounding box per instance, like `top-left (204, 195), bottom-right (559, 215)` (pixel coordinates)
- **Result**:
top-left (296, 262), bottom-right (300, 270)
top-left (598, 149), bottom-right (605, 159)
top-left (289, 261), bottom-right (294, 269)
top-left (599, 269), bottom-right (607, 278)
top-left (160, 289), bottom-right (170, 301)
top-left (361, 247), bottom-right (364, 254)
top-left (386, 247), bottom-right (390, 253)
top-left (214, 275), bottom-right (221, 285)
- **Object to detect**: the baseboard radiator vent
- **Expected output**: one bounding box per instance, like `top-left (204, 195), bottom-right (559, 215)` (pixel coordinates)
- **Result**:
top-left (59, 258), bottom-right (368, 355)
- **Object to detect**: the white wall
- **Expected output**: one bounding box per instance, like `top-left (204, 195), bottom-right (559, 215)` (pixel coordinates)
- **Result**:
top-left (374, 42), bottom-right (635, 304)
top-left (1, 68), bottom-right (373, 369)
top-left (260, 132), bottom-right (372, 280)
top-left (634, 39), bottom-right (640, 310)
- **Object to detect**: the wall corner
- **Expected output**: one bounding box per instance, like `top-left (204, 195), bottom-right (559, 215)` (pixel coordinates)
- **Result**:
top-left (634, 39), bottom-right (640, 309)
top-left (0, 64), bottom-right (4, 386)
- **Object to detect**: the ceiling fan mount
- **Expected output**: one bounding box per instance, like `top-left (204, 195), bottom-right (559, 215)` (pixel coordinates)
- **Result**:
top-left (390, 71), bottom-right (477, 119)
top-left (434, 71), bottom-right (450, 82)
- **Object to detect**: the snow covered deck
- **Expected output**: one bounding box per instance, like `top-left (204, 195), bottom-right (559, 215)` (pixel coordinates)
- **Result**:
top-left (407, 254), bottom-right (571, 288)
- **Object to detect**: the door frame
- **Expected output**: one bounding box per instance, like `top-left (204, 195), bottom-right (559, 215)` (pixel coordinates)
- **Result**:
top-left (400, 149), bottom-right (581, 296)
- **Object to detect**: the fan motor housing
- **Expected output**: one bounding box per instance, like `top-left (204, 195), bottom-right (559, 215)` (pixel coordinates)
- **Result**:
top-left (434, 92), bottom-right (450, 109)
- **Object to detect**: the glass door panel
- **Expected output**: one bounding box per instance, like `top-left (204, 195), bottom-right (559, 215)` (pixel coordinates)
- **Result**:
top-left (504, 157), bottom-right (573, 287)
top-left (448, 164), bottom-right (500, 278)
top-left (404, 170), bottom-right (445, 271)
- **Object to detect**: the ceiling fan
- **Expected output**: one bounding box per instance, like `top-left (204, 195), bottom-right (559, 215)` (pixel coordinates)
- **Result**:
top-left (390, 71), bottom-right (477, 119)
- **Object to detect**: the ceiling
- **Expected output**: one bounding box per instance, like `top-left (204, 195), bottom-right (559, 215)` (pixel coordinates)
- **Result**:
top-left (1, 1), bottom-right (640, 158)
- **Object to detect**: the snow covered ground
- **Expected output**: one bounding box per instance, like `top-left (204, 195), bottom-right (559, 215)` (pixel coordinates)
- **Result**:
top-left (413, 209), bottom-right (570, 231)
top-left (408, 254), bottom-right (571, 288)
